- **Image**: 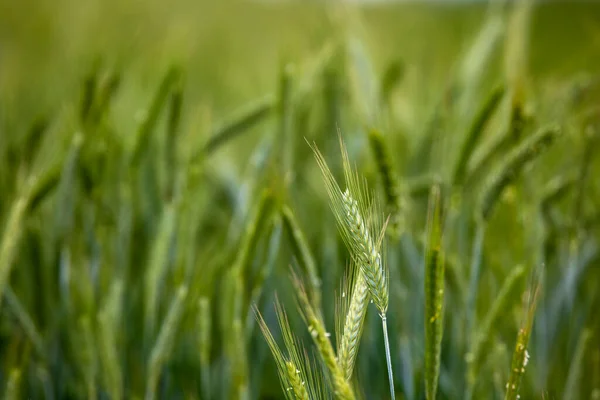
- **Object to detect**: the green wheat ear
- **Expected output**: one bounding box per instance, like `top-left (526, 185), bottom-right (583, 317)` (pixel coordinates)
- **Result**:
top-left (310, 133), bottom-right (394, 400)
top-left (336, 261), bottom-right (369, 381)
top-left (424, 184), bottom-right (445, 400)
top-left (309, 134), bottom-right (388, 314)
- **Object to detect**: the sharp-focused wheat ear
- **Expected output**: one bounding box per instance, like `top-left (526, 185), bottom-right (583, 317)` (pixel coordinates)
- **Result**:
top-left (336, 261), bottom-right (369, 381)
top-left (310, 133), bottom-right (394, 399)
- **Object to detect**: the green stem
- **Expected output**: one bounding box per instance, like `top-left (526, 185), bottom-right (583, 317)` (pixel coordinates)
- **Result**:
top-left (382, 315), bottom-right (396, 400)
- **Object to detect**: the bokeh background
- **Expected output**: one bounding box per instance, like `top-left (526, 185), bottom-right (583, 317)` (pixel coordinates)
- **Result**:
top-left (1, 1), bottom-right (600, 399)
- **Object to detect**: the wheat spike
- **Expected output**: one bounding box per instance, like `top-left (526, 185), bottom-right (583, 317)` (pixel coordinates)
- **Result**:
top-left (337, 268), bottom-right (369, 381)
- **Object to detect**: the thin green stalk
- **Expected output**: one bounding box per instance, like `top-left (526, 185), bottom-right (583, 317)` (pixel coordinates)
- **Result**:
top-left (0, 186), bottom-right (31, 308)
top-left (466, 221), bottom-right (486, 342)
top-left (281, 205), bottom-right (322, 312)
top-left (145, 202), bottom-right (177, 337)
top-left (146, 286), bottom-right (188, 400)
top-left (98, 280), bottom-right (124, 400)
top-left (3, 286), bottom-right (45, 359)
top-left (198, 297), bottom-right (212, 398)
top-left (424, 185), bottom-right (445, 400)
top-left (382, 315), bottom-right (396, 400)
top-left (466, 265), bottom-right (525, 396)
top-left (562, 328), bottom-right (592, 400)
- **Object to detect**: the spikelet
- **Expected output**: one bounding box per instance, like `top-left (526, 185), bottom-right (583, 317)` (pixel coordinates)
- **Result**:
top-left (337, 263), bottom-right (369, 381)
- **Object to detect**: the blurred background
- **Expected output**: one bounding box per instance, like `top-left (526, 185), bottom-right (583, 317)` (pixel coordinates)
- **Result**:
top-left (1, 0), bottom-right (600, 399)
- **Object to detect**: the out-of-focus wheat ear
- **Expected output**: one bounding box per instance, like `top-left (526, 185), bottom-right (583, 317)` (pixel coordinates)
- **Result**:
top-left (79, 63), bottom-right (99, 122)
top-left (164, 78), bottom-right (184, 200)
top-left (146, 285), bottom-right (188, 400)
top-left (89, 71), bottom-right (121, 125)
top-left (480, 124), bottom-right (561, 221)
top-left (198, 297), bottom-right (212, 399)
top-left (466, 265), bottom-right (525, 395)
top-left (424, 184), bottom-right (445, 400)
top-left (562, 328), bottom-right (592, 400)
top-left (379, 58), bottom-right (404, 105)
top-left (291, 272), bottom-right (355, 400)
top-left (504, 269), bottom-right (541, 400)
top-left (337, 262), bottom-right (369, 381)
top-left (368, 128), bottom-right (404, 239)
top-left (453, 85), bottom-right (505, 187)
top-left (131, 66), bottom-right (181, 167)
top-left (3, 368), bottom-right (22, 400)
top-left (281, 204), bottom-right (322, 313)
top-left (201, 94), bottom-right (275, 156)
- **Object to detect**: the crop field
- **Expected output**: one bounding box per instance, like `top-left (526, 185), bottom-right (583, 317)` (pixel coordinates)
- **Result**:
top-left (1, 1), bottom-right (599, 399)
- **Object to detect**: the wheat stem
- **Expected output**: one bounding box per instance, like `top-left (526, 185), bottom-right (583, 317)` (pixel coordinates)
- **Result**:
top-left (382, 315), bottom-right (396, 400)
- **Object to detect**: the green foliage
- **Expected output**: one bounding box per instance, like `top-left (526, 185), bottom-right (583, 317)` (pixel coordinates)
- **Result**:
top-left (1, 1), bottom-right (599, 399)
